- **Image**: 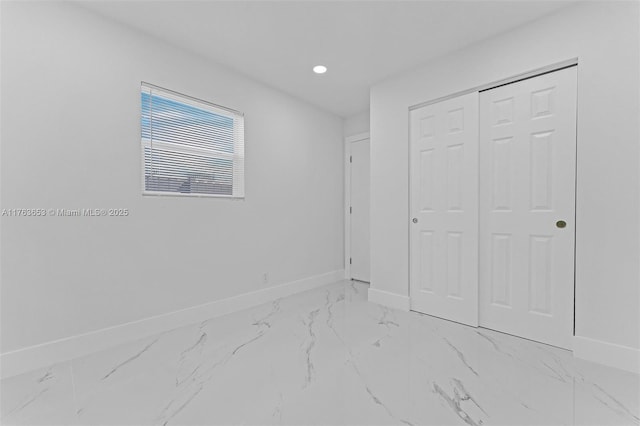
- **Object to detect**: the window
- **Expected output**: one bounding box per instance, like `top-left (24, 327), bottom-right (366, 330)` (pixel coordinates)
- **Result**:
top-left (141, 83), bottom-right (245, 198)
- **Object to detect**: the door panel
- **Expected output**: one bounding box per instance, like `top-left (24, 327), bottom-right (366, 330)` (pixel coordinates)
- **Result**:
top-left (350, 139), bottom-right (370, 282)
top-left (479, 66), bottom-right (577, 349)
top-left (410, 92), bottom-right (479, 326)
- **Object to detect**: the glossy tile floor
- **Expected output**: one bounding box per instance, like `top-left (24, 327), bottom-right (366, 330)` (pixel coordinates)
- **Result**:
top-left (1, 280), bottom-right (639, 426)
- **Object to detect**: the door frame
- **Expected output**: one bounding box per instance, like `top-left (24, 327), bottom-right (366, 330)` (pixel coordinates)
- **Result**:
top-left (407, 59), bottom-right (579, 342)
top-left (345, 132), bottom-right (370, 280)
top-left (408, 58), bottom-right (578, 112)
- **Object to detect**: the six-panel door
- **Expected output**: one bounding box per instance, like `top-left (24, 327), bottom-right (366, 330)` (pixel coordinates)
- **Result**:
top-left (409, 67), bottom-right (577, 347)
top-left (478, 66), bottom-right (577, 349)
top-left (351, 139), bottom-right (371, 282)
top-left (409, 92), bottom-right (479, 326)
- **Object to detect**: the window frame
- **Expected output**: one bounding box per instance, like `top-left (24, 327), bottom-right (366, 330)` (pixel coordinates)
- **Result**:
top-left (140, 82), bottom-right (245, 199)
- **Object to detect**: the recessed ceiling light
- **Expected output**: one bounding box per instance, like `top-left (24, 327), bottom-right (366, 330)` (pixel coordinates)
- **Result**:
top-left (313, 65), bottom-right (327, 74)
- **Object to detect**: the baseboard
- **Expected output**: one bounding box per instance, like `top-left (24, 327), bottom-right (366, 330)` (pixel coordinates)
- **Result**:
top-left (367, 288), bottom-right (410, 311)
top-left (573, 336), bottom-right (640, 374)
top-left (0, 269), bottom-right (344, 380)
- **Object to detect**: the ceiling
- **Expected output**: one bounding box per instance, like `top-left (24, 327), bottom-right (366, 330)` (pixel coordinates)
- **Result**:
top-left (78, 0), bottom-right (577, 118)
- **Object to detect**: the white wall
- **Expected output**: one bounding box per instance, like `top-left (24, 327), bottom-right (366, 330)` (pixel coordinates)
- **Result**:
top-left (343, 110), bottom-right (370, 138)
top-left (0, 2), bottom-right (344, 354)
top-left (370, 1), bottom-right (639, 351)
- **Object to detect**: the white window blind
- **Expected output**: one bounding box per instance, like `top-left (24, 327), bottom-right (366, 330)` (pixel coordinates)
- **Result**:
top-left (141, 83), bottom-right (245, 198)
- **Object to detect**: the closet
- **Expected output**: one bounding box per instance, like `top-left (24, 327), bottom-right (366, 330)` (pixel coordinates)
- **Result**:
top-left (409, 65), bottom-right (577, 349)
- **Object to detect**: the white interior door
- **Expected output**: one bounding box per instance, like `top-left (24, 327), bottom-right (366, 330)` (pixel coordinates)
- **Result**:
top-left (410, 92), bottom-right (479, 326)
top-left (479, 66), bottom-right (577, 349)
top-left (350, 139), bottom-right (370, 282)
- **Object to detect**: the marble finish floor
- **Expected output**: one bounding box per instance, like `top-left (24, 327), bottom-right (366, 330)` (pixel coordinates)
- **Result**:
top-left (1, 280), bottom-right (639, 426)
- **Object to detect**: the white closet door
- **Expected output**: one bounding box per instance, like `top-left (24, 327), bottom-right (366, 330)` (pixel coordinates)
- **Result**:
top-left (350, 139), bottom-right (370, 282)
top-left (410, 92), bottom-right (479, 326)
top-left (479, 66), bottom-right (577, 349)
